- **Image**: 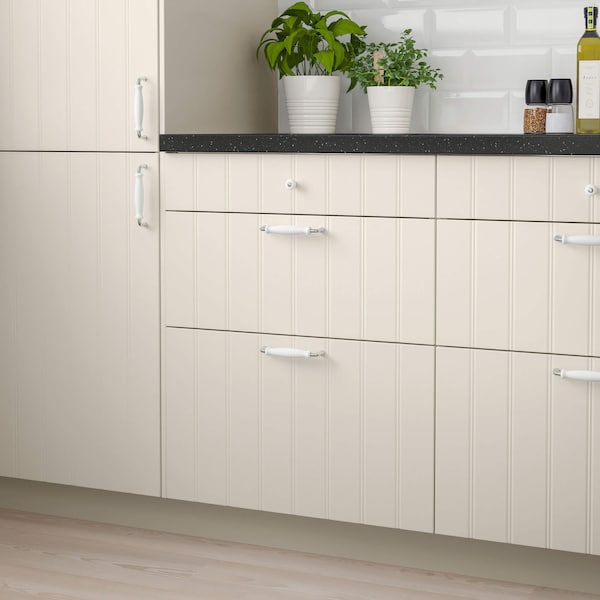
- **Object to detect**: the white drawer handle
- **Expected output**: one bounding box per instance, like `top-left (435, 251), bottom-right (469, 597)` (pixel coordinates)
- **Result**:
top-left (260, 225), bottom-right (325, 235)
top-left (135, 164), bottom-right (148, 227)
top-left (285, 179), bottom-right (297, 191)
top-left (554, 234), bottom-right (600, 246)
top-left (261, 346), bottom-right (325, 359)
top-left (585, 184), bottom-right (598, 196)
top-left (553, 368), bottom-right (600, 382)
top-left (135, 77), bottom-right (148, 139)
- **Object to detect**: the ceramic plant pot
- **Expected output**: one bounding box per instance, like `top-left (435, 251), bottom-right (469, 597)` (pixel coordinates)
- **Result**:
top-left (367, 85), bottom-right (416, 134)
top-left (283, 75), bottom-right (341, 134)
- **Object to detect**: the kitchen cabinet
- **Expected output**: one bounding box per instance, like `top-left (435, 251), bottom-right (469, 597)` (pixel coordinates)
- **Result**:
top-left (0, 0), bottom-right (276, 151)
top-left (0, 152), bottom-right (160, 495)
top-left (161, 153), bottom-right (437, 533)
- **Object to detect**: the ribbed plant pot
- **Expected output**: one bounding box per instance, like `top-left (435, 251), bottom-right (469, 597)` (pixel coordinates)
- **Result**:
top-left (283, 75), bottom-right (341, 134)
top-left (367, 86), bottom-right (415, 134)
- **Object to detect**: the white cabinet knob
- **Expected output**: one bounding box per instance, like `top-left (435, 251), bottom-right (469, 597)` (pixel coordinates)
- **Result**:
top-left (585, 184), bottom-right (597, 196)
top-left (285, 179), bottom-right (297, 191)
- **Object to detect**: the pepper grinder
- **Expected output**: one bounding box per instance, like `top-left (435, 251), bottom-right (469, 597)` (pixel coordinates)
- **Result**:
top-left (524, 79), bottom-right (548, 133)
top-left (546, 78), bottom-right (574, 133)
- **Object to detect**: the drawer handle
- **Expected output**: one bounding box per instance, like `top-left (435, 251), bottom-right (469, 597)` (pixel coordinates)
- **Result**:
top-left (554, 234), bottom-right (600, 246)
top-left (260, 225), bottom-right (325, 235)
top-left (134, 77), bottom-right (148, 139)
top-left (261, 346), bottom-right (325, 359)
top-left (553, 368), bottom-right (600, 382)
top-left (135, 164), bottom-right (148, 227)
top-left (585, 184), bottom-right (598, 196)
top-left (285, 179), bottom-right (297, 191)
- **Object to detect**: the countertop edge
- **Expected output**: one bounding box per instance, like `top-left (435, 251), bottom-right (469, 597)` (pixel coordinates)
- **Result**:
top-left (159, 133), bottom-right (600, 155)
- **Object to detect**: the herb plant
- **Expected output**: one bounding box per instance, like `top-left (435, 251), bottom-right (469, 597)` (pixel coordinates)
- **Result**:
top-left (347, 30), bottom-right (443, 91)
top-left (256, 1), bottom-right (367, 77)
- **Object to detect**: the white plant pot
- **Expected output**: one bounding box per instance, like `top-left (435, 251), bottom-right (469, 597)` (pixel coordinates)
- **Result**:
top-left (367, 86), bottom-right (416, 134)
top-left (283, 75), bottom-right (341, 134)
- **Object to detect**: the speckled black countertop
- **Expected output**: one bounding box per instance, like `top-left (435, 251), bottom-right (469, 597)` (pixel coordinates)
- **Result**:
top-left (160, 133), bottom-right (600, 155)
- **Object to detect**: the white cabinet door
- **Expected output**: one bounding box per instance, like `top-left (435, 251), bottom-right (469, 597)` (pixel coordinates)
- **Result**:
top-left (0, 0), bottom-right (158, 151)
top-left (0, 152), bottom-right (160, 496)
top-left (438, 156), bottom-right (600, 223)
top-left (435, 347), bottom-right (600, 555)
top-left (165, 212), bottom-right (435, 344)
top-left (437, 219), bottom-right (600, 356)
top-left (164, 328), bottom-right (434, 533)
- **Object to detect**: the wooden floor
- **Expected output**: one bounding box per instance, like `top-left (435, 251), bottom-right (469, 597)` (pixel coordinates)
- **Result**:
top-left (0, 508), bottom-right (598, 600)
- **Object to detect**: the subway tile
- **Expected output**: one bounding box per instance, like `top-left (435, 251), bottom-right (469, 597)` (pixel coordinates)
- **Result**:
top-left (430, 50), bottom-right (471, 91)
top-left (512, 6), bottom-right (581, 45)
top-left (471, 48), bottom-right (552, 91)
top-left (552, 46), bottom-right (576, 81)
top-left (348, 9), bottom-right (429, 45)
top-left (433, 7), bottom-right (509, 48)
top-left (429, 91), bottom-right (510, 133)
top-left (509, 90), bottom-right (526, 134)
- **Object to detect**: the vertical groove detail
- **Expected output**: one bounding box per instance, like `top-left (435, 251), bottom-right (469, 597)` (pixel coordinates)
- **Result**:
top-left (469, 349), bottom-right (475, 538)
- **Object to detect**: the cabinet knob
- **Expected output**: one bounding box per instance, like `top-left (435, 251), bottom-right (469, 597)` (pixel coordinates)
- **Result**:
top-left (585, 184), bottom-right (597, 196)
top-left (285, 179), bottom-right (297, 191)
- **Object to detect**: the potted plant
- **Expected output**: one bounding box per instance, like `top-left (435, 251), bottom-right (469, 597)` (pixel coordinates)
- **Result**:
top-left (347, 30), bottom-right (443, 134)
top-left (257, 1), bottom-right (366, 133)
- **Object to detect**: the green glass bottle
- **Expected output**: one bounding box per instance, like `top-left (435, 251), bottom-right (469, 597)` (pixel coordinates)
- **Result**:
top-left (577, 6), bottom-right (600, 133)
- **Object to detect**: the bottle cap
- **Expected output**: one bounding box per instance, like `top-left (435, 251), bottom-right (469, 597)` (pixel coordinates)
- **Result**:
top-left (525, 79), bottom-right (547, 105)
top-left (548, 78), bottom-right (573, 105)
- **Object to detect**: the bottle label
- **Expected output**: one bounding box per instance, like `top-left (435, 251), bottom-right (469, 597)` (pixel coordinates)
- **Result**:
top-left (579, 60), bottom-right (600, 119)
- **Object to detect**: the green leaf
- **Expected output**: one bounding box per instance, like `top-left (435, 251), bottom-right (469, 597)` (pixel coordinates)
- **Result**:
top-left (330, 18), bottom-right (366, 37)
top-left (314, 49), bottom-right (335, 74)
top-left (282, 2), bottom-right (311, 16)
top-left (284, 28), bottom-right (306, 54)
top-left (265, 41), bottom-right (285, 70)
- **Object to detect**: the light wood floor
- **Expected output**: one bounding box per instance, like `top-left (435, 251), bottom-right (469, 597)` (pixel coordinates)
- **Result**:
top-left (0, 508), bottom-right (598, 600)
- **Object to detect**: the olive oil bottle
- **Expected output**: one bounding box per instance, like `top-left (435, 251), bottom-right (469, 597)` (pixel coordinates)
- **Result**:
top-left (577, 6), bottom-right (600, 133)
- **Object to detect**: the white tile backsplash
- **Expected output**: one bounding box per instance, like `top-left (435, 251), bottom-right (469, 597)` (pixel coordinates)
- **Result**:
top-left (276, 0), bottom-right (590, 133)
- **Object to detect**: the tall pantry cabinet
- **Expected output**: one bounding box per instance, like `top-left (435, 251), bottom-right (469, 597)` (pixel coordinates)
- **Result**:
top-left (0, 0), bottom-right (276, 495)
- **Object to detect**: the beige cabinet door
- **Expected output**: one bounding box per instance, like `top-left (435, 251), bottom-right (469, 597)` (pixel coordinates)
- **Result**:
top-left (0, 0), bottom-right (158, 151)
top-left (161, 153), bottom-right (436, 218)
top-left (165, 212), bottom-right (435, 344)
top-left (438, 156), bottom-right (600, 223)
top-left (436, 346), bottom-right (600, 555)
top-left (164, 328), bottom-right (434, 533)
top-left (437, 219), bottom-right (600, 356)
top-left (0, 152), bottom-right (160, 496)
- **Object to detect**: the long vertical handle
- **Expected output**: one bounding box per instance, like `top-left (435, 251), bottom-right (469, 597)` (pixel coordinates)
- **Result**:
top-left (135, 165), bottom-right (148, 227)
top-left (135, 77), bottom-right (148, 139)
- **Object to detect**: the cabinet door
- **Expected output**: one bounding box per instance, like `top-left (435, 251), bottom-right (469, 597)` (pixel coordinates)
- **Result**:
top-left (436, 347), bottom-right (600, 555)
top-left (0, 0), bottom-right (158, 151)
top-left (164, 328), bottom-right (434, 533)
top-left (0, 152), bottom-right (159, 496)
top-left (165, 212), bottom-right (435, 345)
top-left (437, 219), bottom-right (600, 356)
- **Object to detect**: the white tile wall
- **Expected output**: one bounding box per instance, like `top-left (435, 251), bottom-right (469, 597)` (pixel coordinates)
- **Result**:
top-left (277, 0), bottom-right (589, 133)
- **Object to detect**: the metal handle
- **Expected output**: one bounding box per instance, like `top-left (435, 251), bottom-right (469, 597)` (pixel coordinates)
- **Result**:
top-left (553, 368), bottom-right (600, 382)
top-left (285, 179), bottom-right (297, 191)
top-left (135, 164), bottom-right (148, 227)
top-left (554, 234), bottom-right (600, 246)
top-left (134, 77), bottom-right (147, 139)
top-left (261, 346), bottom-right (325, 359)
top-left (585, 184), bottom-right (598, 196)
top-left (260, 225), bottom-right (326, 235)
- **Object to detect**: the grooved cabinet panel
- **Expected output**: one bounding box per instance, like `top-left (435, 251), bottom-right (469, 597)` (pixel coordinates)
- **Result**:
top-left (437, 219), bottom-right (600, 356)
top-left (164, 328), bottom-right (434, 532)
top-left (165, 213), bottom-right (435, 344)
top-left (437, 156), bottom-right (600, 222)
top-left (0, 0), bottom-right (159, 151)
top-left (436, 346), bottom-right (600, 555)
top-left (161, 153), bottom-right (436, 217)
top-left (0, 152), bottom-right (160, 495)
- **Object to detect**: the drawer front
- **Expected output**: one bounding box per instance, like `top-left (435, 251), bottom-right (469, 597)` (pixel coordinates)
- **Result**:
top-left (438, 156), bottom-right (600, 222)
top-left (162, 153), bottom-right (435, 217)
top-left (436, 346), bottom-right (600, 555)
top-left (165, 213), bottom-right (435, 345)
top-left (437, 219), bottom-right (600, 356)
top-left (164, 327), bottom-right (434, 532)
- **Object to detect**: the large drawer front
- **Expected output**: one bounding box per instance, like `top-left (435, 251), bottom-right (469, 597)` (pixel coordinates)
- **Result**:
top-left (437, 219), bottom-right (600, 356)
top-left (165, 213), bottom-right (435, 345)
top-left (436, 346), bottom-right (600, 555)
top-left (162, 153), bottom-right (435, 217)
top-left (164, 328), bottom-right (434, 533)
top-left (438, 156), bottom-right (600, 222)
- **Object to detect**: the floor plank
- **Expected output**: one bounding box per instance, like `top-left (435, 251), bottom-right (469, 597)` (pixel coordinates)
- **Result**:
top-left (0, 509), bottom-right (597, 599)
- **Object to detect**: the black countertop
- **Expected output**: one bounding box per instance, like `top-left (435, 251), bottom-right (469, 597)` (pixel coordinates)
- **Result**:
top-left (160, 133), bottom-right (600, 155)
